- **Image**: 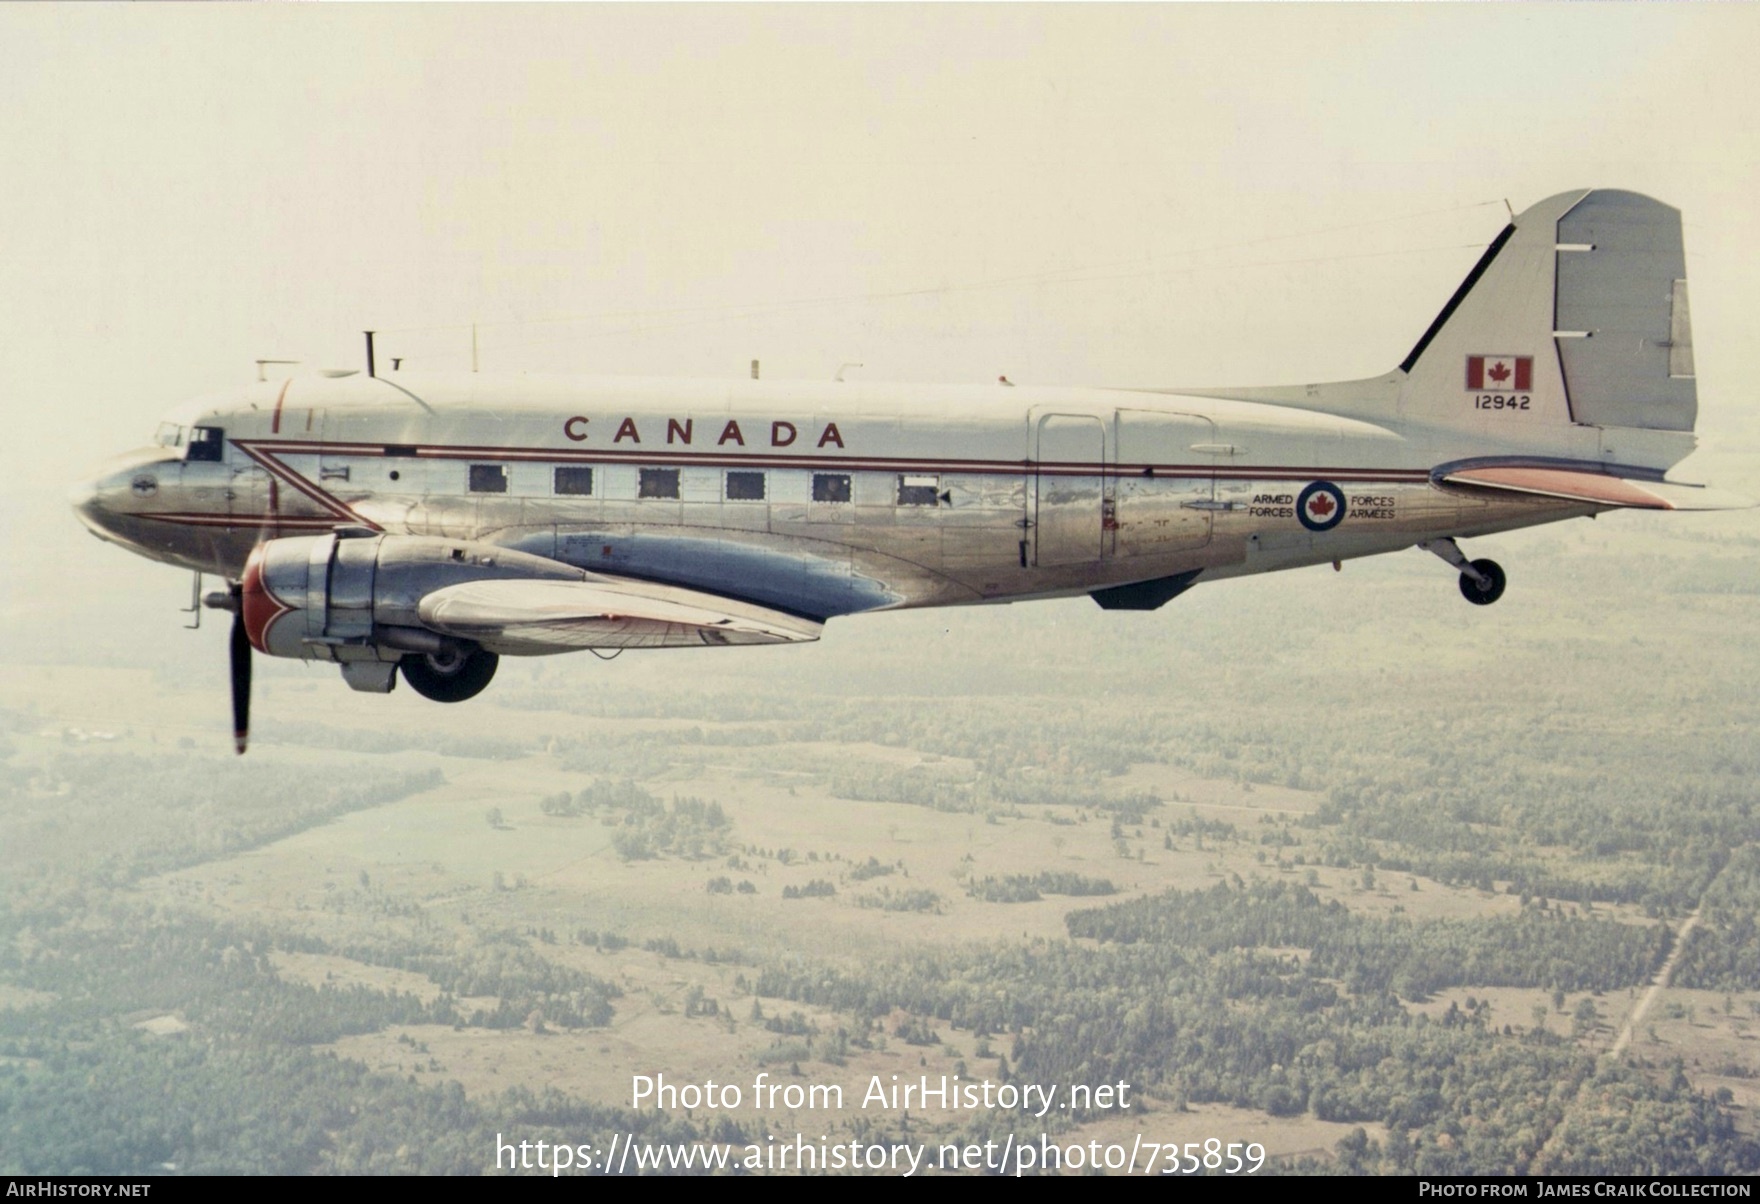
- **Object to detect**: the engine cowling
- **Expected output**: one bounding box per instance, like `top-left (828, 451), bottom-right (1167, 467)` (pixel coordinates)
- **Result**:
top-left (241, 532), bottom-right (583, 663)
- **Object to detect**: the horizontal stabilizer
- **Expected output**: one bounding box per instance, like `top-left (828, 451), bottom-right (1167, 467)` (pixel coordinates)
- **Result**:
top-left (1440, 465), bottom-right (1753, 512)
top-left (418, 577), bottom-right (824, 651)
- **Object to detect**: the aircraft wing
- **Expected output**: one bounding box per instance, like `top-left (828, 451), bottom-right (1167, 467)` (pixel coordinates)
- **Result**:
top-left (1439, 465), bottom-right (1754, 512)
top-left (417, 577), bottom-right (824, 652)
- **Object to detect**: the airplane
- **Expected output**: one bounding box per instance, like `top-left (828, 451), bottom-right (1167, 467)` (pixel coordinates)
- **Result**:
top-left (70, 188), bottom-right (1748, 754)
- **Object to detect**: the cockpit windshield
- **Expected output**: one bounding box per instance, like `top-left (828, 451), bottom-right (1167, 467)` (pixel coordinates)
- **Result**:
top-left (152, 423), bottom-right (224, 461)
top-left (186, 426), bottom-right (225, 462)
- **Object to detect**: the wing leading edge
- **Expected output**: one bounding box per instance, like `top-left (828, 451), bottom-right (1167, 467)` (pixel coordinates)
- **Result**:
top-left (418, 577), bottom-right (824, 653)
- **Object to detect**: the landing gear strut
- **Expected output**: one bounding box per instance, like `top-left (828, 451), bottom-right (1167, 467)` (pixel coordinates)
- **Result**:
top-left (400, 646), bottom-right (500, 702)
top-left (1419, 538), bottom-right (1506, 606)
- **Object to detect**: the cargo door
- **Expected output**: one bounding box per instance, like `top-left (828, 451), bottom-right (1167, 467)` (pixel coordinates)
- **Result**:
top-left (1112, 410), bottom-right (1216, 555)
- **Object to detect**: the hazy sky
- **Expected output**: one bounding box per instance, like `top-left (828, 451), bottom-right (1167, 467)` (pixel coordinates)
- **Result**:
top-left (4, 4), bottom-right (1757, 620)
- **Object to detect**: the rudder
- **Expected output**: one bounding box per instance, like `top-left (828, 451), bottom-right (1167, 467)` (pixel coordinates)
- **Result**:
top-left (1553, 190), bottom-right (1696, 431)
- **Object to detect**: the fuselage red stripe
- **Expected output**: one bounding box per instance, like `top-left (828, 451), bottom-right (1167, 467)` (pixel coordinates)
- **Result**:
top-left (207, 436), bottom-right (1435, 535)
top-left (232, 442), bottom-right (382, 531)
top-left (234, 439), bottom-right (1431, 482)
top-left (140, 513), bottom-right (339, 529)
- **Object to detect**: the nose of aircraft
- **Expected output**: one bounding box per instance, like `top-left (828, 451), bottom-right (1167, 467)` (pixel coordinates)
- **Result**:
top-left (70, 447), bottom-right (178, 544)
top-left (68, 474), bottom-right (107, 537)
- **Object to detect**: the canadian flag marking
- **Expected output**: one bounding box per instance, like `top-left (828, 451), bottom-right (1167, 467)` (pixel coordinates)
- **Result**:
top-left (1466, 355), bottom-right (1532, 391)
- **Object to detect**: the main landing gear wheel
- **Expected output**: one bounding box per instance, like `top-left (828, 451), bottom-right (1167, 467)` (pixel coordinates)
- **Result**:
top-left (400, 647), bottom-right (499, 702)
top-left (1458, 558), bottom-right (1507, 607)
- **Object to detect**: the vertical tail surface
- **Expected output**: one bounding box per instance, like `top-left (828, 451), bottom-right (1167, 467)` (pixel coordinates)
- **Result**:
top-left (1400, 189), bottom-right (1696, 435)
top-left (1198, 189), bottom-right (1699, 466)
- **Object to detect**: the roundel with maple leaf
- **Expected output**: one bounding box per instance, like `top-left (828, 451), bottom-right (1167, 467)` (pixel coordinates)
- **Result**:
top-left (1296, 481), bottom-right (1346, 532)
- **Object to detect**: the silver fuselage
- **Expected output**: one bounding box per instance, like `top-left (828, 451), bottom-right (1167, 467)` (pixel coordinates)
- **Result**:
top-left (73, 372), bottom-right (1615, 625)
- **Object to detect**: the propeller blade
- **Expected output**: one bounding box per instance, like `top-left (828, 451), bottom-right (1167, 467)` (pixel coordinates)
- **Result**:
top-left (229, 591), bottom-right (251, 755)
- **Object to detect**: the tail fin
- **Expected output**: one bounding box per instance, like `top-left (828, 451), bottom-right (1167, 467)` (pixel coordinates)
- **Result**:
top-left (1399, 188), bottom-right (1696, 434)
top-left (1195, 189), bottom-right (1700, 464)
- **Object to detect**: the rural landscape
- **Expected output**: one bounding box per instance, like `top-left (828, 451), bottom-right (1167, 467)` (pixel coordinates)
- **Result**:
top-left (3, 424), bottom-right (1758, 1175)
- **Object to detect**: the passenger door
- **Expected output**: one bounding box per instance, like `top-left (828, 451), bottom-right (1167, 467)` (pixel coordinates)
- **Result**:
top-left (1029, 411), bottom-right (1105, 567)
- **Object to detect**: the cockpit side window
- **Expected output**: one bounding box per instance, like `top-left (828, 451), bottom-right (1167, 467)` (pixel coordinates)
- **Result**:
top-left (186, 426), bottom-right (225, 462)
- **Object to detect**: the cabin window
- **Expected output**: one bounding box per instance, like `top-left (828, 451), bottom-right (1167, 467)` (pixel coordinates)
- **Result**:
top-left (554, 466), bottom-right (595, 496)
top-left (469, 464), bottom-right (509, 493)
top-left (898, 473), bottom-right (940, 506)
top-left (186, 426), bottom-right (225, 463)
top-left (812, 473), bottom-right (851, 503)
top-left (725, 470), bottom-right (766, 501)
top-left (639, 467), bottom-right (680, 499)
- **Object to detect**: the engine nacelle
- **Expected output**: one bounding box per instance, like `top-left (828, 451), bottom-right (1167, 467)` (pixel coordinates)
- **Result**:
top-left (241, 532), bottom-right (582, 664)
